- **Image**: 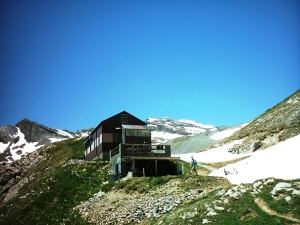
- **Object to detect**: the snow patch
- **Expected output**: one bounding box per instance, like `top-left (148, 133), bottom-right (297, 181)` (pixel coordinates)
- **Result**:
top-left (8, 128), bottom-right (40, 161)
top-left (56, 129), bottom-right (74, 138)
top-left (152, 131), bottom-right (183, 143)
top-left (174, 134), bottom-right (300, 184)
top-left (209, 134), bottom-right (300, 184)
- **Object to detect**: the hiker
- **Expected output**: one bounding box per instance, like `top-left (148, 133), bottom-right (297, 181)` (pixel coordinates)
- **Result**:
top-left (190, 156), bottom-right (198, 175)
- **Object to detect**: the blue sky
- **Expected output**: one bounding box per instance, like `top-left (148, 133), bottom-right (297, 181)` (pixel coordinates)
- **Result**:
top-left (1, 0), bottom-right (299, 131)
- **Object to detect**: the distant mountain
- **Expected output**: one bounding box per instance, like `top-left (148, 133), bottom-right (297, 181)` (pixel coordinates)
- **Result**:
top-left (145, 117), bottom-right (217, 144)
top-left (1, 117), bottom-right (245, 162)
top-left (145, 117), bottom-right (248, 154)
top-left (0, 118), bottom-right (89, 162)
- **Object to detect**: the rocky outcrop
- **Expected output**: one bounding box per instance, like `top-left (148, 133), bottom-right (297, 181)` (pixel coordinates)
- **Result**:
top-left (0, 126), bottom-right (18, 143)
top-left (73, 176), bottom-right (300, 225)
top-left (15, 118), bottom-right (67, 143)
top-left (74, 180), bottom-right (207, 224)
top-left (0, 145), bottom-right (49, 204)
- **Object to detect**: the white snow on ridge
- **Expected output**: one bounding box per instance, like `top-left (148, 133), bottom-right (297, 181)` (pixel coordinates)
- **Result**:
top-left (147, 118), bottom-right (160, 123)
top-left (210, 123), bottom-right (248, 141)
top-left (177, 119), bottom-right (216, 130)
top-left (184, 127), bottom-right (206, 134)
top-left (56, 129), bottom-right (75, 138)
top-left (152, 131), bottom-right (183, 143)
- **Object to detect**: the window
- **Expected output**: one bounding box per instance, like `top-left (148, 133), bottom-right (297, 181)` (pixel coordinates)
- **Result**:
top-left (98, 134), bottom-right (102, 145)
top-left (126, 129), bottom-right (151, 137)
top-left (121, 114), bottom-right (128, 124)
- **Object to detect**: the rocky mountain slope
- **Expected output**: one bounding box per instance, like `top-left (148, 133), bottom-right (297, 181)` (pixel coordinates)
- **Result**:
top-left (218, 89), bottom-right (300, 154)
top-left (0, 118), bottom-right (89, 162)
top-left (146, 117), bottom-right (217, 144)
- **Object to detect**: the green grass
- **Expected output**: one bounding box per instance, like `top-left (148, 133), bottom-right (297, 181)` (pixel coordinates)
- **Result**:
top-left (256, 179), bottom-right (300, 220)
top-left (1, 138), bottom-right (300, 225)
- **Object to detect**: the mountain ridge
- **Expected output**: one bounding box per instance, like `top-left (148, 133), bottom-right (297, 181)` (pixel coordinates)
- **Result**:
top-left (0, 119), bottom-right (89, 162)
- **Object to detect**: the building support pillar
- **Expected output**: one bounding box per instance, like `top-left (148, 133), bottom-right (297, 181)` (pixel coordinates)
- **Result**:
top-left (131, 159), bottom-right (135, 177)
top-left (155, 159), bottom-right (157, 176)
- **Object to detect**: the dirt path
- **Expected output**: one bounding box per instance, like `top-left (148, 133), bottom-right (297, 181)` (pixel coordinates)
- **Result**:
top-left (254, 198), bottom-right (300, 224)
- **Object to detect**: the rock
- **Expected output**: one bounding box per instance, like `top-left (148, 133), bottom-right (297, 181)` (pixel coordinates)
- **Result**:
top-left (285, 196), bottom-right (291, 202)
top-left (202, 218), bottom-right (211, 224)
top-left (0, 125), bottom-right (18, 143)
top-left (264, 178), bottom-right (275, 185)
top-left (207, 211), bottom-right (217, 216)
top-left (214, 206), bottom-right (224, 211)
top-left (271, 182), bottom-right (292, 195)
top-left (253, 181), bottom-right (262, 190)
top-left (216, 189), bottom-right (225, 196)
top-left (292, 189), bottom-right (300, 195)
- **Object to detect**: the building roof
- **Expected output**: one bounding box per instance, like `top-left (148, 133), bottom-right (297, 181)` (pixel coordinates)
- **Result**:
top-left (122, 124), bottom-right (151, 130)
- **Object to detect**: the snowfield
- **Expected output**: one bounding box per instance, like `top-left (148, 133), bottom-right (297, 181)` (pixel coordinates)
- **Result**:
top-left (174, 134), bottom-right (300, 185)
top-left (210, 123), bottom-right (248, 140)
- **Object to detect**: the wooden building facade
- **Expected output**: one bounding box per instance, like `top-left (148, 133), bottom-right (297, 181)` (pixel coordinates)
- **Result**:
top-left (84, 111), bottom-right (150, 161)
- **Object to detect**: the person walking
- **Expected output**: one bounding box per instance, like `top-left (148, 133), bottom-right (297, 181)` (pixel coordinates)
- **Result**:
top-left (190, 156), bottom-right (198, 175)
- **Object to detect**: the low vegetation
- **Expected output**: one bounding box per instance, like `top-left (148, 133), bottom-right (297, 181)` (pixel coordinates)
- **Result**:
top-left (1, 138), bottom-right (299, 225)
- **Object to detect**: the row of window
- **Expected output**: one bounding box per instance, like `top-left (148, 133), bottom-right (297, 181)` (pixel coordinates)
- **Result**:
top-left (125, 129), bottom-right (151, 137)
top-left (85, 134), bottom-right (103, 155)
top-left (85, 133), bottom-right (121, 155)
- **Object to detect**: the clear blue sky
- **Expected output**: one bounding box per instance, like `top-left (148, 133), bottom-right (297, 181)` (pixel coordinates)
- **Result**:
top-left (1, 0), bottom-right (299, 131)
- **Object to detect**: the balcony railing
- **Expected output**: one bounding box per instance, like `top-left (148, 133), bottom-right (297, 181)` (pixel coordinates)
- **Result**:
top-left (110, 143), bottom-right (171, 163)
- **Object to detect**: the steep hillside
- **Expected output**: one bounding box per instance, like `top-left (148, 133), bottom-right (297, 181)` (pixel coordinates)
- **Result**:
top-left (0, 137), bottom-right (111, 225)
top-left (217, 89), bottom-right (300, 153)
top-left (167, 124), bottom-right (248, 154)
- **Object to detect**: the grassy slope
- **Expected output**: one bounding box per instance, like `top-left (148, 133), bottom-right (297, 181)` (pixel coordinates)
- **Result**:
top-left (0, 138), bottom-right (299, 225)
top-left (0, 138), bottom-right (109, 225)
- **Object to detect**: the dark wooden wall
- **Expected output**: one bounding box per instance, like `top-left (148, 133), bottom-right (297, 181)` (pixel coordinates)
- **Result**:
top-left (85, 111), bottom-right (149, 161)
